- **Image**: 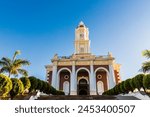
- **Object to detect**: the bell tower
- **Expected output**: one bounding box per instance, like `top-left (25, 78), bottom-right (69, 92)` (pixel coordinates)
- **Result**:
top-left (74, 21), bottom-right (91, 54)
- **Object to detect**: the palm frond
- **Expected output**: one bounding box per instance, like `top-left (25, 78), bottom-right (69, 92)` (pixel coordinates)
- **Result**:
top-left (17, 69), bottom-right (28, 77)
top-left (13, 59), bottom-right (30, 67)
top-left (13, 50), bottom-right (21, 61)
top-left (0, 60), bottom-right (8, 66)
top-left (0, 66), bottom-right (10, 73)
top-left (1, 57), bottom-right (12, 66)
top-left (0, 50), bottom-right (30, 77)
top-left (141, 61), bottom-right (150, 73)
top-left (142, 50), bottom-right (150, 59)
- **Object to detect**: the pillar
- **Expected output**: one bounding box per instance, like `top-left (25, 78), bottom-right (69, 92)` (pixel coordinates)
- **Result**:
top-left (90, 61), bottom-right (97, 95)
top-left (51, 62), bottom-right (57, 89)
top-left (70, 61), bottom-right (77, 95)
top-left (109, 64), bottom-right (116, 89)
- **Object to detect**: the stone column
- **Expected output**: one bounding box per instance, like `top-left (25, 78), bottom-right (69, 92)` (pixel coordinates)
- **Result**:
top-left (70, 61), bottom-right (77, 95)
top-left (52, 62), bottom-right (57, 89)
top-left (90, 61), bottom-right (97, 95)
top-left (109, 64), bottom-right (116, 89)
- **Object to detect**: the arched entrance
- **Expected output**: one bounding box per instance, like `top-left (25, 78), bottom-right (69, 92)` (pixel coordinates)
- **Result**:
top-left (76, 68), bottom-right (90, 95)
top-left (78, 79), bottom-right (89, 95)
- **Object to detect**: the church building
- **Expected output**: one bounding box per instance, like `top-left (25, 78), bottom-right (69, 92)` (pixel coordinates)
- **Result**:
top-left (45, 21), bottom-right (121, 95)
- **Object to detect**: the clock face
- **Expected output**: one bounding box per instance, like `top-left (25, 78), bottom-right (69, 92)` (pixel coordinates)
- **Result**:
top-left (80, 33), bottom-right (84, 38)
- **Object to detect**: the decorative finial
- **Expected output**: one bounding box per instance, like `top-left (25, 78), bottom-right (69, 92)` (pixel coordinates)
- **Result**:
top-left (53, 54), bottom-right (58, 59)
top-left (108, 52), bottom-right (113, 57)
top-left (79, 21), bottom-right (84, 26)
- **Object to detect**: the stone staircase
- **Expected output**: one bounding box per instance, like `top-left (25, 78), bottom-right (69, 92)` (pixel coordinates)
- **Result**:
top-left (37, 95), bottom-right (117, 100)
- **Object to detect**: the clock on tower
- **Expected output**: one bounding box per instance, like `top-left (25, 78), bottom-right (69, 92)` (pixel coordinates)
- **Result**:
top-left (80, 33), bottom-right (84, 39)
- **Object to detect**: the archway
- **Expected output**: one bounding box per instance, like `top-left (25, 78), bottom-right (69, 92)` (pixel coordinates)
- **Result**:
top-left (57, 68), bottom-right (71, 94)
top-left (76, 68), bottom-right (90, 95)
top-left (79, 89), bottom-right (88, 95)
top-left (95, 67), bottom-right (109, 94)
top-left (78, 79), bottom-right (88, 95)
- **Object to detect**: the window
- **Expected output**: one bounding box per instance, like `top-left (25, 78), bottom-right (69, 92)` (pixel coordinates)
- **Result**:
top-left (97, 81), bottom-right (104, 95)
top-left (63, 81), bottom-right (69, 95)
top-left (80, 47), bottom-right (84, 53)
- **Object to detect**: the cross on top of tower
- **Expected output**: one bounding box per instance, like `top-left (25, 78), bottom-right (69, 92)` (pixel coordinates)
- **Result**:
top-left (78, 21), bottom-right (86, 28)
top-left (79, 21), bottom-right (84, 25)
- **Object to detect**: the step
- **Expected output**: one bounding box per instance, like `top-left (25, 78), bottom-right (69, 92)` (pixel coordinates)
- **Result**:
top-left (37, 95), bottom-right (117, 100)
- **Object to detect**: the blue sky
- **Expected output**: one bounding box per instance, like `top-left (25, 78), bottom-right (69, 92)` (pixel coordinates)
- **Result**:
top-left (0, 0), bottom-right (150, 80)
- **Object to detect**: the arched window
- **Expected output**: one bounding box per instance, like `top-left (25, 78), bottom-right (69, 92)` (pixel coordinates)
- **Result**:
top-left (63, 81), bottom-right (69, 95)
top-left (97, 81), bottom-right (104, 95)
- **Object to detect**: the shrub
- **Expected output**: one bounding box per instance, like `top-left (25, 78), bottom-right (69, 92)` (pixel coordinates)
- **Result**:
top-left (49, 86), bottom-right (57, 95)
top-left (20, 77), bottom-right (31, 93)
top-left (143, 74), bottom-right (150, 89)
top-left (0, 74), bottom-right (12, 97)
top-left (39, 80), bottom-right (47, 92)
top-left (36, 79), bottom-right (43, 91)
top-left (129, 78), bottom-right (136, 91)
top-left (133, 74), bottom-right (145, 91)
top-left (120, 81), bottom-right (127, 94)
top-left (44, 82), bottom-right (51, 94)
top-left (28, 76), bottom-right (38, 92)
top-left (10, 78), bottom-right (24, 99)
top-left (114, 83), bottom-right (122, 94)
top-left (124, 79), bottom-right (133, 92)
top-left (109, 89), bottom-right (115, 95)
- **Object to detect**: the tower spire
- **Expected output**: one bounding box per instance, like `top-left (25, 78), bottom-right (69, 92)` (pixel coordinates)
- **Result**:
top-left (79, 21), bottom-right (84, 25)
top-left (78, 21), bottom-right (86, 28)
top-left (74, 21), bottom-right (90, 54)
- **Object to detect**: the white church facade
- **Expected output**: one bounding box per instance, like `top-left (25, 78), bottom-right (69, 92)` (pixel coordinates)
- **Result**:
top-left (45, 22), bottom-right (121, 95)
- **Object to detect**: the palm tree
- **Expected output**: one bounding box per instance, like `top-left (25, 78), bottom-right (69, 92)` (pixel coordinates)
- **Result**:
top-left (141, 50), bottom-right (150, 73)
top-left (0, 50), bottom-right (30, 77)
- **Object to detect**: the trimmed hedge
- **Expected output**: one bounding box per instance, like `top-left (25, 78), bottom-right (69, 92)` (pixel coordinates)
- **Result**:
top-left (10, 78), bottom-right (24, 99)
top-left (143, 74), bottom-right (150, 89)
top-left (0, 74), bottom-right (64, 99)
top-left (20, 77), bottom-right (31, 92)
top-left (36, 79), bottom-right (43, 91)
top-left (0, 74), bottom-right (12, 97)
top-left (133, 74), bottom-right (145, 91)
top-left (124, 79), bottom-right (132, 92)
top-left (103, 74), bottom-right (146, 95)
top-left (28, 76), bottom-right (38, 92)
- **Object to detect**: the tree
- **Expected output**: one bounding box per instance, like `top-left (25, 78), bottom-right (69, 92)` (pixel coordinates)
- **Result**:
top-left (0, 50), bottom-right (30, 77)
top-left (36, 79), bottom-right (43, 91)
top-left (39, 80), bottom-right (47, 92)
top-left (133, 74), bottom-right (145, 91)
top-left (129, 78), bottom-right (136, 92)
top-left (119, 81), bottom-right (127, 94)
top-left (28, 76), bottom-right (38, 92)
top-left (10, 78), bottom-right (24, 99)
top-left (143, 74), bottom-right (150, 89)
top-left (0, 74), bottom-right (12, 97)
top-left (124, 79), bottom-right (133, 92)
top-left (42, 81), bottom-right (51, 94)
top-left (20, 77), bottom-right (31, 93)
top-left (49, 85), bottom-right (57, 95)
top-left (141, 50), bottom-right (150, 73)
